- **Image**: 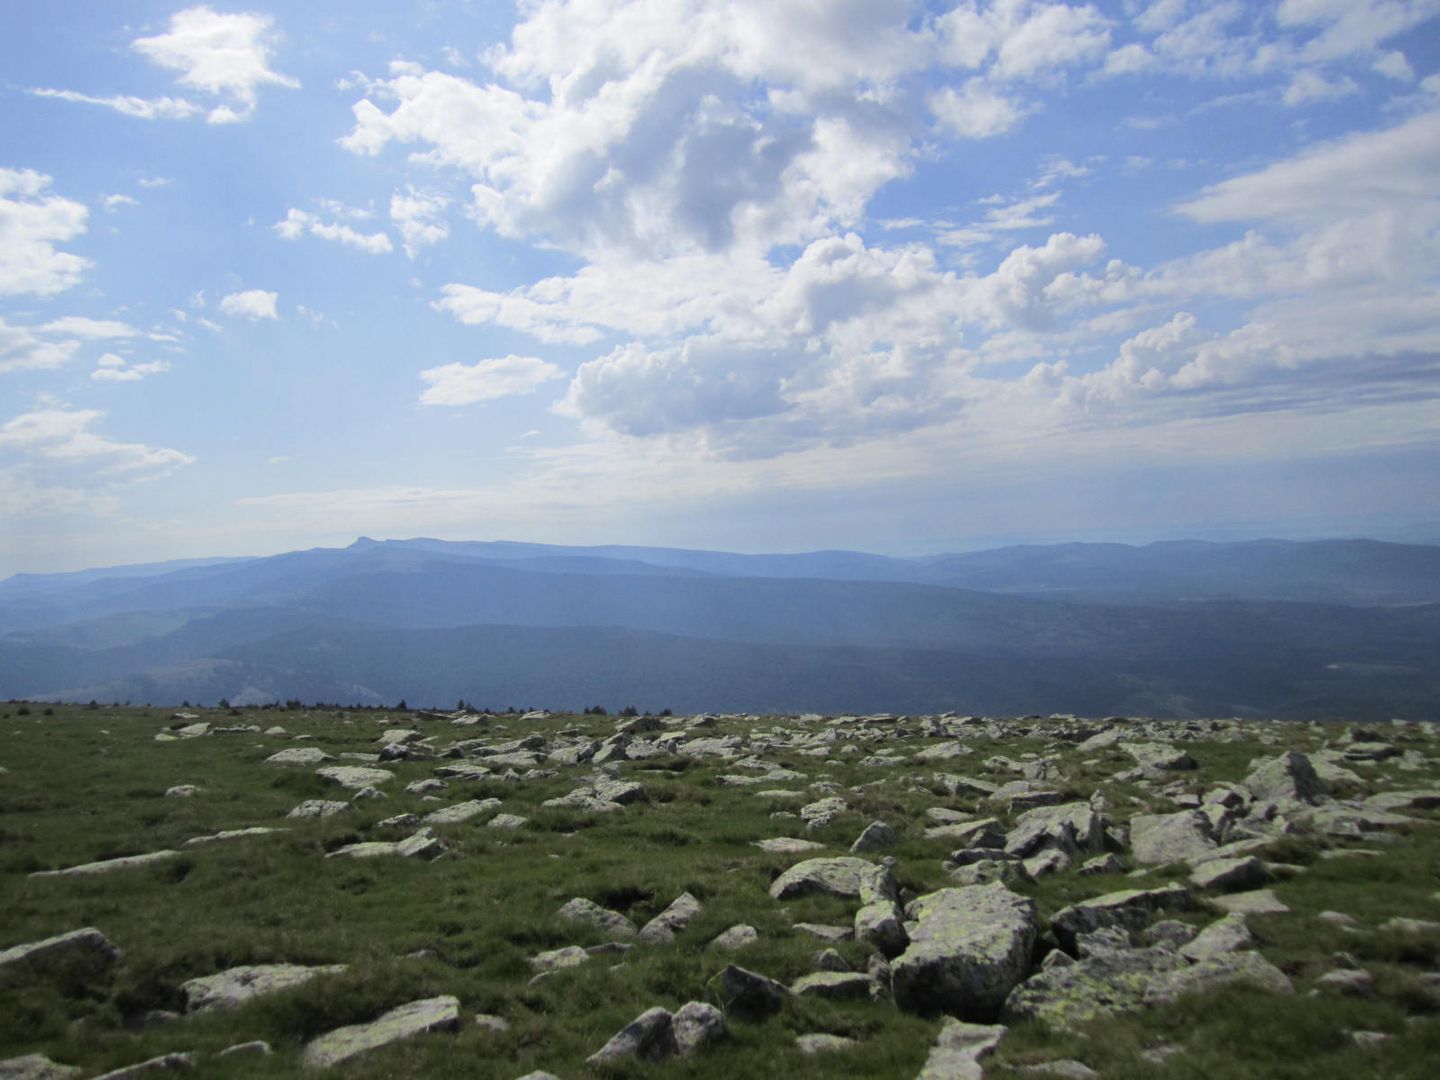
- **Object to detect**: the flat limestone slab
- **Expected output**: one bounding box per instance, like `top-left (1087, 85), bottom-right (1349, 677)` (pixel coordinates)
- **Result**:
top-left (29, 851), bottom-right (179, 879)
top-left (302, 995), bottom-right (460, 1067)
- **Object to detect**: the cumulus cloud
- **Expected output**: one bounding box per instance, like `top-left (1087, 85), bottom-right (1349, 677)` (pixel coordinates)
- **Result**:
top-left (132, 5), bottom-right (298, 122)
top-left (219, 289), bottom-right (279, 320)
top-left (0, 169), bottom-right (91, 297)
top-left (390, 189), bottom-right (450, 257)
top-left (274, 208), bottom-right (393, 254)
top-left (930, 79), bottom-right (1026, 138)
top-left (418, 355), bottom-right (564, 406)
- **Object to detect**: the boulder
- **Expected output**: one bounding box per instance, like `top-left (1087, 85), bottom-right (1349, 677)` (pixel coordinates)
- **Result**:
top-left (264, 748), bottom-right (332, 765)
top-left (326, 829), bottom-right (444, 860)
top-left (707, 964), bottom-right (789, 1019)
top-left (800, 797), bottom-right (848, 830)
top-left (0, 928), bottom-right (119, 979)
top-left (1129, 811), bottom-right (1218, 865)
top-left (851, 820), bottom-right (897, 853)
top-left (768, 857), bottom-right (897, 902)
top-left (1188, 856), bottom-right (1271, 892)
top-left (671, 1001), bottom-right (726, 1056)
top-left (180, 963), bottom-right (346, 1013)
top-left (29, 851), bottom-right (179, 878)
top-left (796, 1034), bottom-right (858, 1055)
top-left (1004, 803), bottom-right (1105, 860)
top-left (302, 996), bottom-right (460, 1067)
top-left (0, 1055), bottom-right (80, 1079)
top-left (1244, 752), bottom-right (1328, 807)
top-left (638, 892), bottom-right (702, 944)
top-left (316, 766), bottom-right (394, 790)
top-left (891, 884), bottom-right (1039, 1018)
top-left (855, 899), bottom-right (909, 957)
top-left (1180, 914), bottom-right (1253, 961)
top-left (1050, 883), bottom-right (1192, 953)
top-left (708, 924), bottom-right (758, 950)
top-left (422, 798), bottom-right (501, 825)
top-left (556, 897), bottom-right (637, 939)
top-left (286, 800), bottom-right (351, 819)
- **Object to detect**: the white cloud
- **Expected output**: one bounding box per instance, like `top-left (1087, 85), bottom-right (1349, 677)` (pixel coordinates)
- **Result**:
top-left (38, 316), bottom-right (140, 340)
top-left (90, 354), bottom-right (171, 382)
top-left (0, 408), bottom-right (194, 473)
top-left (219, 289), bottom-right (279, 320)
top-left (390, 189), bottom-right (450, 257)
top-left (132, 5), bottom-right (298, 122)
top-left (418, 355), bottom-right (564, 406)
top-left (1282, 68), bottom-right (1358, 105)
top-left (0, 168), bottom-right (91, 296)
top-left (102, 194), bottom-right (140, 211)
top-left (27, 87), bottom-right (202, 120)
top-left (139, 176), bottom-right (174, 188)
top-left (930, 79), bottom-right (1026, 139)
top-left (0, 318), bottom-right (79, 374)
top-left (274, 208), bottom-right (393, 254)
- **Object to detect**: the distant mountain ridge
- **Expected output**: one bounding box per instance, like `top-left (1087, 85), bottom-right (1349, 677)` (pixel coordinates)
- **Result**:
top-left (2, 536), bottom-right (1437, 719)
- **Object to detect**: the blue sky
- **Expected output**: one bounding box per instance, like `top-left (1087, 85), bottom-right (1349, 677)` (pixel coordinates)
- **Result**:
top-left (2, 0), bottom-right (1439, 573)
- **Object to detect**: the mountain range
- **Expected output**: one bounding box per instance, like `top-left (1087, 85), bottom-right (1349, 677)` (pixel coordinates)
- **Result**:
top-left (1, 537), bottom-right (1437, 720)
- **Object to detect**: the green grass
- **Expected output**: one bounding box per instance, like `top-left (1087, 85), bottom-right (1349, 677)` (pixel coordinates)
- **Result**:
top-left (0, 706), bottom-right (1437, 1077)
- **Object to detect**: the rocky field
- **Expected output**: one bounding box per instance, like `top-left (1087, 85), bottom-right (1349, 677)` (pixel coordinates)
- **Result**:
top-left (1, 704), bottom-right (1438, 1079)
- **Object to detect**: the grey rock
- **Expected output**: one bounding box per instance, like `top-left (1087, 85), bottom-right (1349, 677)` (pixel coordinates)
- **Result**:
top-left (29, 850), bottom-right (179, 878)
top-left (473, 1013), bottom-right (509, 1034)
top-left (796, 1034), bottom-right (858, 1055)
top-left (1244, 752), bottom-right (1328, 807)
top-left (851, 820), bottom-right (897, 853)
top-left (1015, 1062), bottom-right (1099, 1079)
top-left (1189, 856), bottom-right (1271, 892)
top-left (286, 800), bottom-right (351, 819)
top-left (0, 928), bottom-right (119, 977)
top-left (316, 765), bottom-right (393, 790)
top-left (556, 897), bottom-right (637, 939)
top-left (791, 971), bottom-right (873, 1000)
top-left (264, 747), bottom-right (332, 765)
top-left (214, 1042), bottom-right (270, 1058)
top-left (487, 813), bottom-right (529, 829)
top-left (754, 837), bottom-right (827, 854)
top-left (892, 884), bottom-right (1039, 1017)
top-left (181, 963), bottom-right (346, 1012)
top-left (639, 892), bottom-right (703, 944)
top-left (800, 796), bottom-right (848, 830)
top-left (812, 947), bottom-right (851, 972)
top-left (1050, 883), bottom-right (1193, 952)
top-left (916, 1019), bottom-right (1007, 1080)
top-left (423, 798), bottom-right (501, 825)
top-left (1078, 853), bottom-right (1124, 876)
top-left (768, 856), bottom-right (897, 902)
top-left (1129, 810), bottom-right (1217, 865)
top-left (672, 1001), bottom-right (725, 1056)
top-left (1005, 803), bottom-right (1105, 860)
top-left (432, 762), bottom-right (493, 781)
top-left (1212, 889), bottom-right (1290, 915)
top-left (1316, 968), bottom-right (1374, 995)
top-left (91, 1053), bottom-right (196, 1078)
top-left (708, 924), bottom-right (758, 950)
top-left (707, 964), bottom-right (789, 1019)
top-left (302, 995), bottom-right (460, 1067)
top-left (926, 819), bottom-right (1005, 846)
top-left (405, 778), bottom-right (448, 796)
top-left (529, 946), bottom-right (591, 973)
top-left (164, 785), bottom-right (201, 798)
top-left (184, 827), bottom-right (285, 847)
top-left (0, 1055), bottom-right (80, 1080)
top-left (793, 922), bottom-right (853, 942)
top-left (326, 829), bottom-right (444, 860)
top-left (1144, 920), bottom-right (1198, 949)
top-left (855, 899), bottom-right (909, 957)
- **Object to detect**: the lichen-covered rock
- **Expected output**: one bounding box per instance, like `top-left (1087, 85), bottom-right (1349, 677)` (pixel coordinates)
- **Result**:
top-left (325, 829), bottom-right (443, 860)
top-left (286, 800), bottom-right (351, 819)
top-left (315, 765), bottom-right (394, 790)
top-left (799, 796), bottom-right (848, 829)
top-left (422, 798), bottom-right (501, 825)
top-left (708, 924), bottom-right (758, 950)
top-left (264, 748), bottom-right (332, 766)
top-left (1244, 752), bottom-right (1328, 807)
top-left (672, 1001), bottom-right (726, 1056)
top-left (916, 1019), bottom-right (1007, 1080)
top-left (1050, 883), bottom-right (1192, 953)
top-left (1189, 856), bottom-right (1271, 892)
top-left (768, 857), bottom-right (897, 903)
top-left (850, 820), bottom-right (897, 853)
top-left (1004, 803), bottom-right (1105, 860)
top-left (0, 1054), bottom-right (81, 1079)
top-left (638, 892), bottom-right (702, 944)
top-left (1129, 810), bottom-right (1219, 865)
top-left (892, 884), bottom-right (1039, 1018)
top-left (0, 928), bottom-right (119, 978)
top-left (1180, 914), bottom-right (1253, 961)
top-left (855, 899), bottom-right (909, 957)
top-left (791, 971), bottom-right (873, 1000)
top-left (556, 897), bottom-right (637, 939)
top-left (302, 996), bottom-right (460, 1067)
top-left (180, 963), bottom-right (346, 1013)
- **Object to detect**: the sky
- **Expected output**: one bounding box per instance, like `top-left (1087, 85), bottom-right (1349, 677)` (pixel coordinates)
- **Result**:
top-left (2, 0), bottom-right (1439, 575)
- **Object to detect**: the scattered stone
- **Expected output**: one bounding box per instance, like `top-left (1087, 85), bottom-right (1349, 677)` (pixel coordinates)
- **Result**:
top-left (405, 778), bottom-right (448, 796)
top-left (473, 1014), bottom-right (509, 1034)
top-left (917, 1019), bottom-right (1007, 1080)
top-left (707, 964), bottom-right (789, 1019)
top-left (302, 995), bottom-right (460, 1068)
top-left (799, 796), bottom-right (848, 829)
top-left (316, 765), bottom-right (394, 790)
top-left (29, 851), bottom-right (180, 878)
top-left (214, 1042), bottom-right (270, 1059)
top-left (91, 1053), bottom-right (196, 1078)
top-left (0, 928), bottom-right (120, 978)
top-left (768, 856), bottom-right (896, 902)
top-left (1129, 810), bottom-right (1218, 865)
top-left (326, 829), bottom-right (444, 860)
top-left (796, 1034), bottom-right (858, 1055)
top-left (557, 897), bottom-right (637, 939)
top-left (164, 785), bottom-right (200, 798)
top-left (181, 963), bottom-right (346, 1013)
top-left (287, 800), bottom-right (352, 819)
top-left (0, 1056), bottom-right (80, 1080)
top-left (708, 924), bottom-right (758, 950)
top-left (791, 971), bottom-right (873, 1000)
top-left (1050, 883), bottom-right (1192, 952)
top-left (1212, 889), bottom-right (1290, 915)
top-left (793, 922), bottom-right (853, 943)
top-left (850, 820), bottom-right (897, 853)
top-left (1180, 914), bottom-right (1252, 961)
top-left (638, 892), bottom-right (703, 944)
top-left (671, 1001), bottom-right (726, 1056)
top-left (423, 798), bottom-right (501, 825)
top-left (487, 813), bottom-right (529, 829)
top-left (1244, 752), bottom-right (1328, 807)
top-left (1015, 1061), bottom-right (1099, 1079)
top-left (754, 837), bottom-right (826, 854)
top-left (1189, 855), bottom-right (1271, 892)
top-left (1317, 968), bottom-right (1374, 995)
top-left (264, 748), bottom-right (332, 766)
top-left (183, 827), bottom-right (285, 847)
